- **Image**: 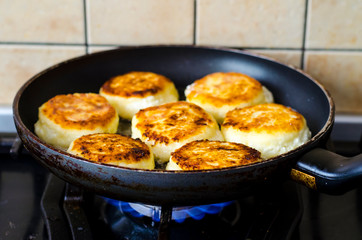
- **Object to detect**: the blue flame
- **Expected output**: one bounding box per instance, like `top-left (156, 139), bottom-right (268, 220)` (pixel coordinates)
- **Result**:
top-left (105, 198), bottom-right (233, 223)
top-left (119, 201), bottom-right (145, 218)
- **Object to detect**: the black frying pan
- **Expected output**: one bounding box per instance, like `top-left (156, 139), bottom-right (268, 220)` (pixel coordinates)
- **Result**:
top-left (13, 45), bottom-right (362, 206)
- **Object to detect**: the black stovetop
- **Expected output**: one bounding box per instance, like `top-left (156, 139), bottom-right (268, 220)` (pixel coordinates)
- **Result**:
top-left (0, 125), bottom-right (361, 240)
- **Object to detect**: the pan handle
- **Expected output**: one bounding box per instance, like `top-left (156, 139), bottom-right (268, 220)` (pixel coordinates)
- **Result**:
top-left (290, 148), bottom-right (362, 194)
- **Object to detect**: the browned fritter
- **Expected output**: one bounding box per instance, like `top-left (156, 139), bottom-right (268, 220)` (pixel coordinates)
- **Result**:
top-left (222, 103), bottom-right (305, 133)
top-left (39, 93), bottom-right (117, 130)
top-left (170, 140), bottom-right (262, 170)
top-left (134, 101), bottom-right (215, 145)
top-left (186, 72), bottom-right (263, 107)
top-left (100, 71), bottom-right (173, 98)
top-left (68, 133), bottom-right (151, 164)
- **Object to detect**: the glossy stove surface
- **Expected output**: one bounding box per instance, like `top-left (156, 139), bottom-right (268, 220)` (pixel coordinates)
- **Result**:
top-left (0, 143), bottom-right (48, 240)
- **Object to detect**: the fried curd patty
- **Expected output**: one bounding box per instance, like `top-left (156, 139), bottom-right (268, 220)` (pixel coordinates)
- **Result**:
top-left (221, 103), bottom-right (311, 159)
top-left (34, 93), bottom-right (119, 150)
top-left (166, 140), bottom-right (262, 171)
top-left (67, 133), bottom-right (154, 169)
top-left (100, 71), bottom-right (179, 120)
top-left (185, 72), bottom-right (273, 123)
top-left (131, 101), bottom-right (224, 164)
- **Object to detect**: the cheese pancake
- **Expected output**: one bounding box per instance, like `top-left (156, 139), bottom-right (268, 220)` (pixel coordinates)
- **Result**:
top-left (67, 133), bottom-right (154, 169)
top-left (185, 72), bottom-right (273, 123)
top-left (100, 71), bottom-right (179, 120)
top-left (131, 101), bottom-right (224, 164)
top-left (221, 103), bottom-right (311, 159)
top-left (34, 93), bottom-right (119, 150)
top-left (166, 140), bottom-right (262, 170)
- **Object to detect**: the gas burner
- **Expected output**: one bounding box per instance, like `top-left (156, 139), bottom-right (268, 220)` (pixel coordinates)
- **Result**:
top-left (105, 199), bottom-right (233, 223)
top-left (98, 197), bottom-right (241, 240)
top-left (79, 180), bottom-right (302, 240)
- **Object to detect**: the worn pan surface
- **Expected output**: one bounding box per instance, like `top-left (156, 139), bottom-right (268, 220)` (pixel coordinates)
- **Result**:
top-left (14, 45), bottom-right (343, 206)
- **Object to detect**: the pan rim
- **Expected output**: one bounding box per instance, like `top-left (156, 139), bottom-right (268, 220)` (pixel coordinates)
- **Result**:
top-left (12, 44), bottom-right (335, 174)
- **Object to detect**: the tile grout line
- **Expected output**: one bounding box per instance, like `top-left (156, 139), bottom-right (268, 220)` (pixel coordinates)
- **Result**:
top-left (0, 42), bottom-right (85, 47)
top-left (301, 0), bottom-right (309, 70)
top-left (0, 41), bottom-right (360, 53)
top-left (193, 0), bottom-right (197, 45)
top-left (83, 0), bottom-right (89, 54)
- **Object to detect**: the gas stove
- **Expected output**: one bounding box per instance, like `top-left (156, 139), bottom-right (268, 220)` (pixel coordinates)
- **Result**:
top-left (0, 107), bottom-right (361, 240)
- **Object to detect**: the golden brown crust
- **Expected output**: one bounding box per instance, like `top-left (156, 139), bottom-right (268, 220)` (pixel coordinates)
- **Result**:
top-left (171, 140), bottom-right (262, 170)
top-left (68, 133), bottom-right (151, 164)
top-left (134, 101), bottom-right (215, 145)
top-left (100, 71), bottom-right (173, 98)
top-left (222, 103), bottom-right (305, 133)
top-left (186, 72), bottom-right (263, 107)
top-left (40, 93), bottom-right (117, 130)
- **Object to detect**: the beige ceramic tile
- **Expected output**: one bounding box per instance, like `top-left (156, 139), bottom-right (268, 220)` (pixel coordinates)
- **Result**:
top-left (306, 0), bottom-right (362, 49)
top-left (0, 45), bottom-right (86, 105)
top-left (87, 0), bottom-right (194, 45)
top-left (0, 0), bottom-right (84, 43)
top-left (248, 49), bottom-right (302, 68)
top-left (304, 51), bottom-right (362, 114)
top-left (88, 46), bottom-right (118, 54)
top-left (196, 0), bottom-right (305, 48)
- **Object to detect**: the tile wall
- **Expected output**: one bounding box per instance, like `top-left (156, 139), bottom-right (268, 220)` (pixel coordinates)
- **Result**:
top-left (1, 0), bottom-right (361, 113)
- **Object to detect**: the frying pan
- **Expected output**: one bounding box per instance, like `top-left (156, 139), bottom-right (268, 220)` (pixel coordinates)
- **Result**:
top-left (13, 45), bottom-right (362, 206)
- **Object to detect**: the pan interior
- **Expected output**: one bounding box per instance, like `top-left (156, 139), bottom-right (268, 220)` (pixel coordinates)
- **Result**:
top-left (16, 46), bottom-right (331, 139)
